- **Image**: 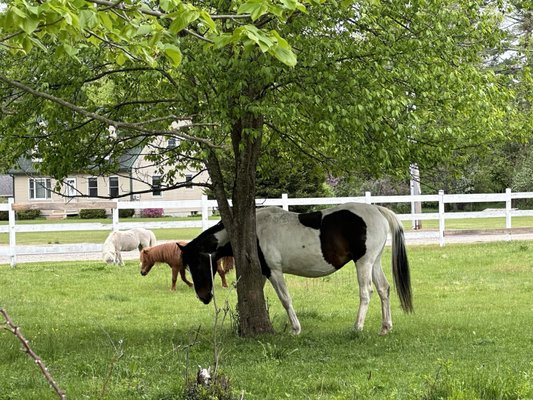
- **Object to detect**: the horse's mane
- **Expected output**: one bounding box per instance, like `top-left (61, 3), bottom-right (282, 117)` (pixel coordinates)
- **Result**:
top-left (187, 221), bottom-right (225, 252)
top-left (103, 232), bottom-right (117, 253)
top-left (142, 241), bottom-right (186, 264)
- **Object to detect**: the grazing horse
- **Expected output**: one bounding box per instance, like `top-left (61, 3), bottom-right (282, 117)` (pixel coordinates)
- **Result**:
top-left (140, 241), bottom-right (235, 290)
top-left (178, 203), bottom-right (413, 335)
top-left (102, 228), bottom-right (156, 266)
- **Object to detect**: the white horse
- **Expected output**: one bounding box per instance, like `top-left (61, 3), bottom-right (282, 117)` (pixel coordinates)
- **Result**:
top-left (102, 228), bottom-right (156, 266)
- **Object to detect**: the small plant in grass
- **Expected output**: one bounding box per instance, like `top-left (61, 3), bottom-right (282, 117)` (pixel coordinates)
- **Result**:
top-left (184, 367), bottom-right (235, 400)
top-left (259, 340), bottom-right (299, 362)
top-left (182, 272), bottom-right (241, 400)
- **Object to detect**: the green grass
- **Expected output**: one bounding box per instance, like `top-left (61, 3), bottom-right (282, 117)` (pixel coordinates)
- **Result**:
top-left (419, 216), bottom-right (533, 230)
top-left (1, 241), bottom-right (532, 399)
top-left (0, 228), bottom-right (202, 245)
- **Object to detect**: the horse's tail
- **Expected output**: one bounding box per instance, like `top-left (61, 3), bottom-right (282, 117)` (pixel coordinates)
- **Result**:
top-left (375, 205), bottom-right (413, 313)
top-left (149, 230), bottom-right (157, 247)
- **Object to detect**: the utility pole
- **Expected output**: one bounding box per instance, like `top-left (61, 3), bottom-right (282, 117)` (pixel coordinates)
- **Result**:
top-left (410, 164), bottom-right (422, 230)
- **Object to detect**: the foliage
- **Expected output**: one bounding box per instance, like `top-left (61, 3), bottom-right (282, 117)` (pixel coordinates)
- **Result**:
top-left (0, 0), bottom-right (308, 67)
top-left (118, 208), bottom-right (135, 218)
top-left (183, 371), bottom-right (234, 400)
top-left (79, 208), bottom-right (107, 219)
top-left (15, 209), bottom-right (40, 220)
top-left (140, 208), bottom-right (164, 218)
top-left (0, 242), bottom-right (531, 398)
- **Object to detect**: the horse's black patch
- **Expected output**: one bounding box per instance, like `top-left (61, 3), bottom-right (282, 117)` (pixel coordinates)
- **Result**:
top-left (257, 241), bottom-right (271, 278)
top-left (298, 211), bottom-right (323, 230)
top-left (320, 210), bottom-right (367, 269)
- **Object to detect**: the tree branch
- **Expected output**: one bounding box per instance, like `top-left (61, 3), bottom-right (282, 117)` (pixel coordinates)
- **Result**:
top-left (0, 74), bottom-right (222, 149)
top-left (1, 308), bottom-right (66, 400)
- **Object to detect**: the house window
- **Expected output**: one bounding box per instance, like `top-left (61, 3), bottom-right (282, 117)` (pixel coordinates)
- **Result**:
top-left (64, 178), bottom-right (76, 197)
top-left (152, 175), bottom-right (162, 196)
top-left (29, 178), bottom-right (51, 199)
top-left (185, 174), bottom-right (193, 189)
top-left (88, 178), bottom-right (98, 197)
top-left (167, 138), bottom-right (178, 148)
top-left (109, 176), bottom-right (119, 198)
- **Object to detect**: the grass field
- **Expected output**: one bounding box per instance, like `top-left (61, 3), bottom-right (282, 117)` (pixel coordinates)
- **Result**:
top-left (1, 241), bottom-right (532, 399)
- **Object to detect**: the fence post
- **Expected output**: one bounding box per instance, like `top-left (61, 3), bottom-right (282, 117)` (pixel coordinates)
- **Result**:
top-left (505, 188), bottom-right (512, 229)
top-left (8, 198), bottom-right (16, 268)
top-left (201, 195), bottom-right (209, 231)
top-left (365, 191), bottom-right (372, 204)
top-left (438, 190), bottom-right (445, 247)
top-left (281, 193), bottom-right (289, 211)
top-left (112, 200), bottom-right (119, 231)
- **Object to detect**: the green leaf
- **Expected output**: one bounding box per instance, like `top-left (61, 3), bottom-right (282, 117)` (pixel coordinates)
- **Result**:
top-left (169, 9), bottom-right (200, 34)
top-left (99, 13), bottom-right (114, 31)
top-left (212, 33), bottom-right (235, 48)
top-left (79, 10), bottom-right (97, 30)
top-left (199, 10), bottom-right (216, 33)
top-left (162, 44), bottom-right (183, 66)
top-left (116, 51), bottom-right (127, 66)
top-left (135, 24), bottom-right (153, 37)
top-left (238, 0), bottom-right (269, 21)
top-left (21, 16), bottom-right (39, 34)
top-left (269, 45), bottom-right (297, 67)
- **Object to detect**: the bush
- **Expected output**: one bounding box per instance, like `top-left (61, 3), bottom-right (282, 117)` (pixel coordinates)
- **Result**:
top-left (79, 209), bottom-right (107, 219)
top-left (16, 209), bottom-right (41, 220)
top-left (141, 208), bottom-right (164, 218)
top-left (119, 208), bottom-right (135, 218)
top-left (0, 211), bottom-right (8, 221)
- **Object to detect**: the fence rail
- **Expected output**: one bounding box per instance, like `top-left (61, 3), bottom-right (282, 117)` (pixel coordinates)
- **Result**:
top-left (2, 189), bottom-right (533, 266)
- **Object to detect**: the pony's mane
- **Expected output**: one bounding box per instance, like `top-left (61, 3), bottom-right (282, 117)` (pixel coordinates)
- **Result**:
top-left (142, 242), bottom-right (180, 264)
top-left (103, 232), bottom-right (117, 252)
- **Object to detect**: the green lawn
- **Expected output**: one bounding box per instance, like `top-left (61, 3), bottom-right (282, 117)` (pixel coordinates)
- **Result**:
top-left (1, 241), bottom-right (532, 399)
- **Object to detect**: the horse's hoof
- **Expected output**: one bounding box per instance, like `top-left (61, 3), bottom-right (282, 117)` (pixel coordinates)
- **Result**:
top-left (379, 326), bottom-right (392, 336)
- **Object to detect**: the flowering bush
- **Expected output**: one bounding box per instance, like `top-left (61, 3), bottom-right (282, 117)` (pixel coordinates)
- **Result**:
top-left (141, 208), bottom-right (164, 218)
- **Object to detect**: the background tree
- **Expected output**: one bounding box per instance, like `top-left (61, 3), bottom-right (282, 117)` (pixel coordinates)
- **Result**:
top-left (0, 0), bottom-right (522, 336)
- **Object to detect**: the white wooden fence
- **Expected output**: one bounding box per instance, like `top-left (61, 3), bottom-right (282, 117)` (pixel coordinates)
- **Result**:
top-left (2, 189), bottom-right (533, 266)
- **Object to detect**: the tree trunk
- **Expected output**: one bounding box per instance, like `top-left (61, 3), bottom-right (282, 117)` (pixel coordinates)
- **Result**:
top-left (206, 113), bottom-right (274, 337)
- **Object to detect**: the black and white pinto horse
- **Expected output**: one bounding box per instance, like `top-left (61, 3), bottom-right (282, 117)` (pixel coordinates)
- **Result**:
top-left (178, 203), bottom-right (413, 335)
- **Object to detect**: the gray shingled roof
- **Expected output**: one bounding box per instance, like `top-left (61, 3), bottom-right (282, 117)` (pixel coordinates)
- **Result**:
top-left (9, 147), bottom-right (142, 175)
top-left (0, 175), bottom-right (13, 196)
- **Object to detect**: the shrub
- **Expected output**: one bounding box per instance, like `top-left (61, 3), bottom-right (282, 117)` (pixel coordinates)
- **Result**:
top-left (79, 209), bottom-right (107, 219)
top-left (119, 209), bottom-right (135, 218)
top-left (16, 209), bottom-right (41, 220)
top-left (141, 208), bottom-right (164, 218)
top-left (0, 211), bottom-right (8, 221)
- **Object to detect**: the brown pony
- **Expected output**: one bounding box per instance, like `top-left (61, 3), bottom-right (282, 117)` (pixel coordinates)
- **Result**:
top-left (139, 241), bottom-right (234, 291)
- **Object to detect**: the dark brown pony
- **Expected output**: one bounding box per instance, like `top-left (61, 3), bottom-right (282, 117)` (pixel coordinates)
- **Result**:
top-left (140, 241), bottom-right (234, 291)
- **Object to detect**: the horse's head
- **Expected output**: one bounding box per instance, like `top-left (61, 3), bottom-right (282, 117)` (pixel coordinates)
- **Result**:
top-left (178, 242), bottom-right (216, 304)
top-left (139, 248), bottom-right (154, 276)
top-left (103, 251), bottom-right (115, 264)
